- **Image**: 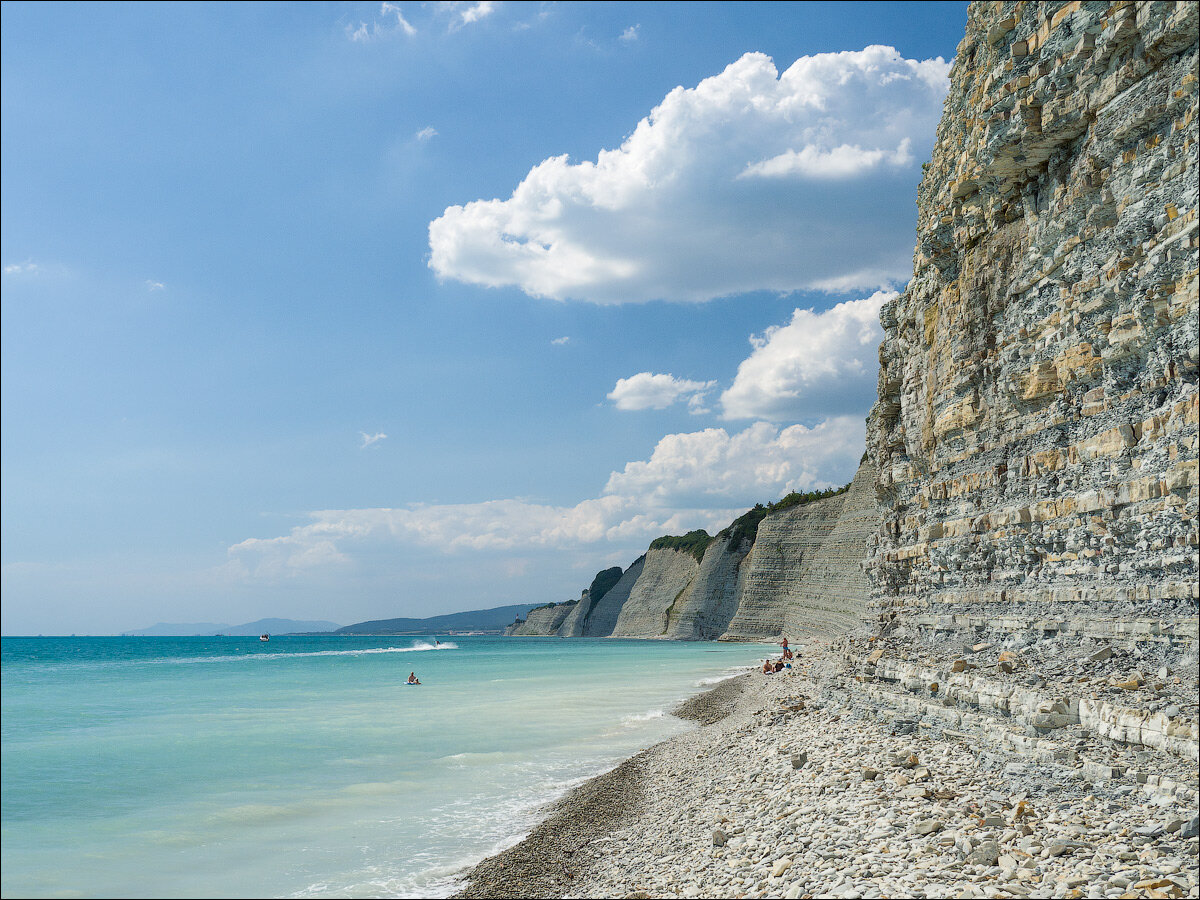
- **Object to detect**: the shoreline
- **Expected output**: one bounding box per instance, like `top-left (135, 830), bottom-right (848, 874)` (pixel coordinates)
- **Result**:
top-left (451, 674), bottom-right (754, 899)
top-left (451, 642), bottom-right (1199, 899)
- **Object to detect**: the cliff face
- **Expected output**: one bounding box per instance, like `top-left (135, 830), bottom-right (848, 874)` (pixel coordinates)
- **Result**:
top-left (866, 2), bottom-right (1198, 626)
top-left (719, 494), bottom-right (847, 641)
top-left (609, 548), bottom-right (702, 638)
top-left (662, 534), bottom-right (753, 640)
top-left (782, 460), bottom-right (881, 637)
top-left (507, 459), bottom-right (881, 641)
top-left (506, 601), bottom-right (576, 636)
top-left (579, 557), bottom-right (645, 636)
top-left (557, 567), bottom-right (624, 637)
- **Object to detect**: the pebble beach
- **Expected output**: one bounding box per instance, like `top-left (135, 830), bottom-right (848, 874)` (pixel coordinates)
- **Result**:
top-left (454, 642), bottom-right (1200, 900)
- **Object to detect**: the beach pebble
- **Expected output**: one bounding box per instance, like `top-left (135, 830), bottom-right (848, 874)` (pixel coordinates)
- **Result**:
top-left (468, 646), bottom-right (1200, 900)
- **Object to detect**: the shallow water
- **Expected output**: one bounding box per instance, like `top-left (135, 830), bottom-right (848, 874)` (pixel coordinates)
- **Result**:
top-left (1, 635), bottom-right (770, 898)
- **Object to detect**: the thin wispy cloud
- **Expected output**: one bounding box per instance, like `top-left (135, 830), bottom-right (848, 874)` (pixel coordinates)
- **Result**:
top-left (3, 261), bottom-right (41, 276)
top-left (429, 46), bottom-right (948, 303)
top-left (446, 1), bottom-right (496, 30)
top-left (415, 126), bottom-right (438, 141)
top-left (550, 336), bottom-right (571, 346)
top-left (360, 431), bottom-right (388, 449)
top-left (348, 1), bottom-right (416, 42)
top-left (145, 279), bottom-right (165, 291)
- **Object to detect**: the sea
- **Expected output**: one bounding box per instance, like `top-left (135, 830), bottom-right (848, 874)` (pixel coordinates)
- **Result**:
top-left (1, 634), bottom-right (772, 898)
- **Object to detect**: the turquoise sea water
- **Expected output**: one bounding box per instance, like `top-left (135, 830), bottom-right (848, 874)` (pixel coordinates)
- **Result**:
top-left (1, 635), bottom-right (770, 898)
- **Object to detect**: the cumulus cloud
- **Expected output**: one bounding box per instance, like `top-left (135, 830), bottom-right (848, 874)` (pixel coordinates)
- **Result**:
top-left (229, 417), bottom-right (863, 578)
top-left (607, 372), bottom-right (716, 412)
top-left (620, 25), bottom-right (640, 43)
top-left (720, 291), bottom-right (895, 421)
top-left (145, 279), bottom-right (165, 291)
top-left (603, 418), bottom-right (863, 507)
top-left (415, 126), bottom-right (438, 141)
top-left (360, 431), bottom-right (388, 448)
top-left (551, 335), bottom-right (571, 345)
top-left (428, 46), bottom-right (948, 303)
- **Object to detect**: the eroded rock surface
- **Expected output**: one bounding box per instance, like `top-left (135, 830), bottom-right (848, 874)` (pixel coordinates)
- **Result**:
top-left (866, 0), bottom-right (1198, 629)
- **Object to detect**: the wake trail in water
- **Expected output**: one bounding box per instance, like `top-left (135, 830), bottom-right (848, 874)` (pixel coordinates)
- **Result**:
top-left (70, 642), bottom-right (466, 670)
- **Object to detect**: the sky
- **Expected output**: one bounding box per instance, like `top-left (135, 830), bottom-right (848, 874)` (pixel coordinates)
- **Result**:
top-left (1, 1), bottom-right (968, 634)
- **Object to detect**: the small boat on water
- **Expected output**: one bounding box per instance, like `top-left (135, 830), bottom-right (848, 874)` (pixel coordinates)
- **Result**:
top-left (259, 634), bottom-right (270, 642)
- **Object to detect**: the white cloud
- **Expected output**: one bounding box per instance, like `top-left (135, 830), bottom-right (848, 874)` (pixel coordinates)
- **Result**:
top-left (415, 126), bottom-right (438, 141)
top-left (382, 1), bottom-right (417, 34)
top-left (348, 2), bottom-right (416, 41)
top-left (603, 418), bottom-right (863, 507)
top-left (145, 279), bottom-right (165, 291)
top-left (441, 1), bottom-right (496, 30)
top-left (551, 335), bottom-right (571, 345)
top-left (360, 431), bottom-right (387, 448)
top-left (619, 24), bottom-right (640, 42)
top-left (720, 291), bottom-right (894, 421)
top-left (740, 139), bottom-right (913, 179)
top-left (229, 417), bottom-right (863, 578)
top-left (3, 261), bottom-right (41, 275)
top-left (428, 46), bottom-right (948, 304)
top-left (607, 372), bottom-right (716, 412)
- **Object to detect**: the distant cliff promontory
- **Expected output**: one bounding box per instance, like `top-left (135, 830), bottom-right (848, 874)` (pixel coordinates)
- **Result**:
top-left (506, 463), bottom-right (878, 640)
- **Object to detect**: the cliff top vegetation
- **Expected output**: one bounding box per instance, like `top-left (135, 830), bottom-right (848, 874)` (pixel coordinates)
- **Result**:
top-left (649, 530), bottom-right (713, 563)
top-left (588, 566), bottom-right (624, 604)
top-left (720, 483), bottom-right (852, 547)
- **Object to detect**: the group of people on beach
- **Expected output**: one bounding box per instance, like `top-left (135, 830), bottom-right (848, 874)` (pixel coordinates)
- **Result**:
top-left (761, 637), bottom-right (795, 675)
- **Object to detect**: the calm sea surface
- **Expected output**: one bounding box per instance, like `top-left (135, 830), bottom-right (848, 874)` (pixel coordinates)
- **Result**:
top-left (1, 635), bottom-right (770, 898)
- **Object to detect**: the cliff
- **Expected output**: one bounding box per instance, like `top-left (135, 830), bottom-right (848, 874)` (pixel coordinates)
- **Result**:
top-left (509, 3), bottom-right (1196, 651)
top-left (558, 567), bottom-right (624, 637)
top-left (506, 459), bottom-right (880, 642)
top-left (865, 0), bottom-right (1198, 631)
top-left (505, 601), bottom-right (577, 636)
top-left (719, 494), bottom-right (847, 641)
top-left (662, 534), bottom-right (753, 640)
top-left (609, 548), bottom-right (702, 638)
top-left (578, 557), bottom-right (645, 636)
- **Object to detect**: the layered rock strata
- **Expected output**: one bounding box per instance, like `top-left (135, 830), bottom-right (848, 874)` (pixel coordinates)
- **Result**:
top-left (662, 535), bottom-right (753, 641)
top-left (719, 495), bottom-right (847, 641)
top-left (506, 460), bottom-right (880, 640)
top-left (581, 557), bottom-right (646, 637)
top-left (781, 461), bottom-right (881, 637)
top-left (866, 1), bottom-right (1199, 638)
top-left (558, 567), bottom-right (624, 637)
top-left (506, 601), bottom-right (576, 636)
top-left (609, 548), bottom-right (702, 638)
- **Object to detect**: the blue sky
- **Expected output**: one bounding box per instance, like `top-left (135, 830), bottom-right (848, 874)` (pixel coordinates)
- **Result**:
top-left (1, 1), bottom-right (967, 634)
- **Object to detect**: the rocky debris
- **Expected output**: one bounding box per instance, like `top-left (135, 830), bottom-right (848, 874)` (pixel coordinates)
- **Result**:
top-left (673, 674), bottom-right (748, 726)
top-left (493, 643), bottom-right (1200, 899)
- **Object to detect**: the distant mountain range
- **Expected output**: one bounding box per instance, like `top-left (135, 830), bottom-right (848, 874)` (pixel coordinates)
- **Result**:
top-left (122, 618), bottom-right (341, 637)
top-left (335, 604), bottom-right (540, 635)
